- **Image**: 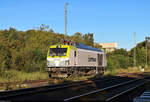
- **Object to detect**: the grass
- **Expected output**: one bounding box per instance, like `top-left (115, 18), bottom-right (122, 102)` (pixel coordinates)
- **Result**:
top-left (1, 67), bottom-right (150, 91)
top-left (1, 67), bottom-right (148, 84)
top-left (0, 70), bottom-right (49, 91)
top-left (0, 70), bottom-right (49, 83)
top-left (104, 66), bottom-right (150, 76)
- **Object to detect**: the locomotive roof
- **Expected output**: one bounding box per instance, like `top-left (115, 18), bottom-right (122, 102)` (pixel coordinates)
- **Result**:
top-left (76, 43), bottom-right (103, 52)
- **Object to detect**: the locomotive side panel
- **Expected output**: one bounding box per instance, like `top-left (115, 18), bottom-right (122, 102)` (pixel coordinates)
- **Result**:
top-left (68, 49), bottom-right (76, 66)
top-left (76, 48), bottom-right (103, 67)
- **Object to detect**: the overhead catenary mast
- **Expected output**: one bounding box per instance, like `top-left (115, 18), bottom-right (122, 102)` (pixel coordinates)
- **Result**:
top-left (64, 2), bottom-right (69, 36)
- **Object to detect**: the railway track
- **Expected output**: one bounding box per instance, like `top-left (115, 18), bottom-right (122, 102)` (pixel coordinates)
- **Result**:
top-left (0, 79), bottom-right (50, 91)
top-left (0, 76), bottom-right (121, 100)
top-left (0, 74), bottom-right (149, 102)
top-left (64, 76), bottom-right (150, 102)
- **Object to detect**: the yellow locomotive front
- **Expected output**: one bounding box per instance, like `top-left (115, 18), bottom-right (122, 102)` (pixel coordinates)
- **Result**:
top-left (46, 40), bottom-right (77, 77)
top-left (47, 45), bottom-right (70, 68)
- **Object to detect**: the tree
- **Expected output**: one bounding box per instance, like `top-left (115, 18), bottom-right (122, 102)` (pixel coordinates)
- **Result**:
top-left (71, 32), bottom-right (84, 43)
top-left (94, 43), bottom-right (102, 49)
top-left (83, 33), bottom-right (94, 46)
top-left (107, 48), bottom-right (132, 69)
top-left (39, 24), bottom-right (49, 31)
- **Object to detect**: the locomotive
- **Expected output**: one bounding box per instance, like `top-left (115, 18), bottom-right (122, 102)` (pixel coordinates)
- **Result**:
top-left (46, 40), bottom-right (107, 77)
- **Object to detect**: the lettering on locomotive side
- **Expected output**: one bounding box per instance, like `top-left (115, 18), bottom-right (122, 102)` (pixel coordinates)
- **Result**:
top-left (88, 55), bottom-right (96, 62)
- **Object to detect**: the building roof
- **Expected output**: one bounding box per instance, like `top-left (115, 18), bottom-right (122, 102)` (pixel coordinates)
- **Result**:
top-left (99, 42), bottom-right (118, 48)
top-left (76, 43), bottom-right (103, 52)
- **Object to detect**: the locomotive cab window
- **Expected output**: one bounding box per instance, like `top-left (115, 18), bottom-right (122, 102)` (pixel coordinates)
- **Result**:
top-left (49, 48), bottom-right (67, 57)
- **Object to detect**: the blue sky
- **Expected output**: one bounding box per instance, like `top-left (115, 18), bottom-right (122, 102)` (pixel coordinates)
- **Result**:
top-left (0, 0), bottom-right (150, 50)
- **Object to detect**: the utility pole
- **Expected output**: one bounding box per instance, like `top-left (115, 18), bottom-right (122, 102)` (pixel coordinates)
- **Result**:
top-left (64, 2), bottom-right (69, 36)
top-left (134, 32), bottom-right (136, 68)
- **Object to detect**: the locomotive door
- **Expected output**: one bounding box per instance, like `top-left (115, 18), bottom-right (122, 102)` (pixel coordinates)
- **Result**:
top-left (74, 51), bottom-right (77, 66)
top-left (98, 54), bottom-right (103, 66)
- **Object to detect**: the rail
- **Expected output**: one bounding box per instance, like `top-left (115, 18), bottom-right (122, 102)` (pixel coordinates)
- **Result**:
top-left (0, 75), bottom-right (148, 102)
top-left (0, 76), bottom-right (120, 99)
top-left (64, 76), bottom-right (149, 101)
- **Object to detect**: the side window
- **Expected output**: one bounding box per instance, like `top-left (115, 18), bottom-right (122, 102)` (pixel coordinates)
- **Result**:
top-left (74, 51), bottom-right (76, 57)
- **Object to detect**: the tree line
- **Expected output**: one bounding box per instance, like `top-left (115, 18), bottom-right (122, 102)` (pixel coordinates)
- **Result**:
top-left (107, 41), bottom-right (150, 71)
top-left (0, 25), bottom-right (97, 75)
top-left (0, 25), bottom-right (149, 76)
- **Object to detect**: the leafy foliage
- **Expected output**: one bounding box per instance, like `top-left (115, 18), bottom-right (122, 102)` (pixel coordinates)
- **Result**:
top-left (0, 26), bottom-right (95, 73)
top-left (0, 25), bottom-right (149, 75)
top-left (107, 41), bottom-right (149, 71)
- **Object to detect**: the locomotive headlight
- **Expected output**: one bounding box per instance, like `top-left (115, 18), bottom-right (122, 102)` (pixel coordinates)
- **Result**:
top-left (65, 60), bottom-right (69, 65)
top-left (47, 61), bottom-right (51, 67)
top-left (47, 60), bottom-right (55, 67)
top-left (47, 61), bottom-right (50, 66)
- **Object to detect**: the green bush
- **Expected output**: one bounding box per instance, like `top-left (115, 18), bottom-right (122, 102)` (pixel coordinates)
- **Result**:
top-left (0, 26), bottom-right (95, 74)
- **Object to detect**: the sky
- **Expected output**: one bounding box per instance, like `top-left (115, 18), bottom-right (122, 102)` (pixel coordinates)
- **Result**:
top-left (0, 0), bottom-right (150, 50)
